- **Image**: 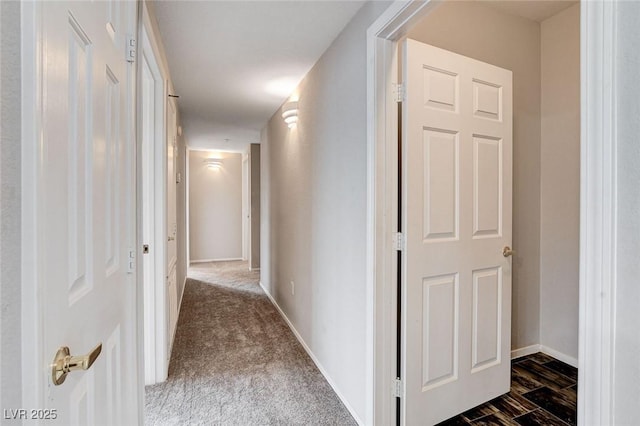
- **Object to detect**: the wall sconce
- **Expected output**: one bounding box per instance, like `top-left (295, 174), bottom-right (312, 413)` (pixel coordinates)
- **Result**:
top-left (204, 158), bottom-right (223, 171)
top-left (282, 101), bottom-right (299, 129)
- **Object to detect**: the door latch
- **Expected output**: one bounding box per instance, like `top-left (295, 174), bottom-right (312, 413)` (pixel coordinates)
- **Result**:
top-left (51, 343), bottom-right (102, 386)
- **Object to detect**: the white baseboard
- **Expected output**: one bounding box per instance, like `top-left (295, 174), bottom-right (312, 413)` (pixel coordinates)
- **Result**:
top-left (511, 344), bottom-right (541, 360)
top-left (511, 343), bottom-right (578, 368)
top-left (258, 282), bottom-right (364, 426)
top-left (540, 345), bottom-right (578, 368)
top-left (250, 267), bottom-right (261, 272)
top-left (189, 257), bottom-right (243, 264)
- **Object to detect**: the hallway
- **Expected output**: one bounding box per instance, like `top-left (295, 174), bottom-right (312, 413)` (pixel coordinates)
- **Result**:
top-left (144, 261), bottom-right (356, 425)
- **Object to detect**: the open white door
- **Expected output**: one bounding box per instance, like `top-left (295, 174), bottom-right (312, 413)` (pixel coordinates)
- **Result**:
top-left (33, 1), bottom-right (138, 423)
top-left (401, 39), bottom-right (513, 425)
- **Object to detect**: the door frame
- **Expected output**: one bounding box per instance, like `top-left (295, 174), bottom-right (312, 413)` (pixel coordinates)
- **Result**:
top-left (366, 1), bottom-right (615, 425)
top-left (138, 15), bottom-right (169, 386)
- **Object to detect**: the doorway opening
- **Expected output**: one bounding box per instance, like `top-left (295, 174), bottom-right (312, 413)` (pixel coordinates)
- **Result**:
top-left (186, 146), bottom-right (260, 271)
top-left (369, 1), bottom-right (581, 424)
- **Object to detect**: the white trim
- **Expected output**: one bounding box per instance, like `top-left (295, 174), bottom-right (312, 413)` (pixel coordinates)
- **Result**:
top-left (20, 0), bottom-right (44, 411)
top-left (510, 344), bottom-right (578, 369)
top-left (510, 344), bottom-right (541, 360)
top-left (259, 282), bottom-right (364, 426)
top-left (249, 267), bottom-right (261, 272)
top-left (540, 345), bottom-right (578, 369)
top-left (367, 2), bottom-right (439, 424)
top-left (190, 257), bottom-right (244, 264)
top-left (579, 1), bottom-right (617, 425)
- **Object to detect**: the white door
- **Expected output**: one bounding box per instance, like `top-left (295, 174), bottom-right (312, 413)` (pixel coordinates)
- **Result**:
top-left (166, 98), bottom-right (179, 343)
top-left (38, 1), bottom-right (138, 424)
top-left (139, 31), bottom-right (160, 385)
top-left (401, 39), bottom-right (513, 425)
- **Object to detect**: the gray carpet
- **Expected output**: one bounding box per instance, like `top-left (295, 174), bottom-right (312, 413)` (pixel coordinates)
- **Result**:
top-left (145, 261), bottom-right (357, 426)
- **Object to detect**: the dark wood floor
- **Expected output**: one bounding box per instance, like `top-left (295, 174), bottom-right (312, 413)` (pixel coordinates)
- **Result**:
top-left (438, 353), bottom-right (578, 425)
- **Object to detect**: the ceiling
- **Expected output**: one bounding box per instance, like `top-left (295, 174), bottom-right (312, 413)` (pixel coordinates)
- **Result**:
top-left (153, 1), bottom-right (366, 152)
top-left (478, 0), bottom-right (578, 23)
top-left (155, 0), bottom-right (577, 152)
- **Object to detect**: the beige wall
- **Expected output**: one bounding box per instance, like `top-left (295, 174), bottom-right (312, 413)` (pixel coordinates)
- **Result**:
top-left (407, 1), bottom-right (542, 351)
top-left (261, 1), bottom-right (391, 421)
top-left (189, 150), bottom-right (243, 262)
top-left (249, 144), bottom-right (260, 270)
top-left (540, 4), bottom-right (580, 361)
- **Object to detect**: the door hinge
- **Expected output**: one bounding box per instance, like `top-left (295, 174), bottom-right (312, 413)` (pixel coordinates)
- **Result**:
top-left (127, 248), bottom-right (135, 273)
top-left (393, 83), bottom-right (405, 103)
top-left (393, 378), bottom-right (404, 398)
top-left (126, 35), bottom-right (136, 63)
top-left (393, 232), bottom-right (405, 251)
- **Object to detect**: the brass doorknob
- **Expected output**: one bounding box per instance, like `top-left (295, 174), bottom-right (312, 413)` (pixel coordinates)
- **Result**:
top-left (503, 246), bottom-right (515, 257)
top-left (51, 343), bottom-right (102, 386)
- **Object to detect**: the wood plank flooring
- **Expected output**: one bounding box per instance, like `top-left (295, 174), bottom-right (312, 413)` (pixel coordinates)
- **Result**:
top-left (437, 353), bottom-right (578, 426)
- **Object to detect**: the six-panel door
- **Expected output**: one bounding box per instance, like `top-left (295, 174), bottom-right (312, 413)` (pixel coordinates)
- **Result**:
top-left (402, 39), bottom-right (513, 425)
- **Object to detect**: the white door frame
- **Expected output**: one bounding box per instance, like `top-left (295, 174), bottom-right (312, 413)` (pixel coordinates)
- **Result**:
top-left (366, 1), bottom-right (615, 425)
top-left (138, 11), bottom-right (169, 385)
top-left (20, 1), bottom-right (44, 411)
top-left (578, 1), bottom-right (618, 424)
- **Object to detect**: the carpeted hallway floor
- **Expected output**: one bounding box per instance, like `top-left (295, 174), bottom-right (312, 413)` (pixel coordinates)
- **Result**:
top-left (144, 261), bottom-right (357, 426)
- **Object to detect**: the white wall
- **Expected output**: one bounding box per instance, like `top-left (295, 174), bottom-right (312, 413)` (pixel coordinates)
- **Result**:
top-left (613, 2), bottom-right (640, 422)
top-left (406, 1), bottom-right (542, 352)
top-left (189, 150), bottom-right (243, 262)
top-left (0, 0), bottom-right (22, 413)
top-left (260, 1), bottom-right (390, 422)
top-left (181, 114), bottom-right (256, 153)
top-left (539, 4), bottom-right (580, 362)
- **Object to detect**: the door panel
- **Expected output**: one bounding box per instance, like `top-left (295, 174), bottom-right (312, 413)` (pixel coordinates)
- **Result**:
top-left (473, 135), bottom-right (502, 238)
top-left (423, 128), bottom-right (459, 241)
top-left (402, 39), bottom-right (512, 425)
top-left (40, 1), bottom-right (137, 424)
top-left (421, 273), bottom-right (459, 390)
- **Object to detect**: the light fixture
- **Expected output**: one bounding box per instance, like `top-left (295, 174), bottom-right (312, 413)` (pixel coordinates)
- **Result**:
top-left (204, 158), bottom-right (223, 171)
top-left (282, 101), bottom-right (299, 129)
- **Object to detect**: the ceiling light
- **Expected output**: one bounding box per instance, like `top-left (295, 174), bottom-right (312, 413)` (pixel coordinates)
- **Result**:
top-left (204, 158), bottom-right (223, 171)
top-left (282, 101), bottom-right (299, 129)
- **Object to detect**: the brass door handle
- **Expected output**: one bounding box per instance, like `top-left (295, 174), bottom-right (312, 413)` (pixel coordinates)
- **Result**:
top-left (503, 246), bottom-right (515, 257)
top-left (51, 343), bottom-right (102, 386)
